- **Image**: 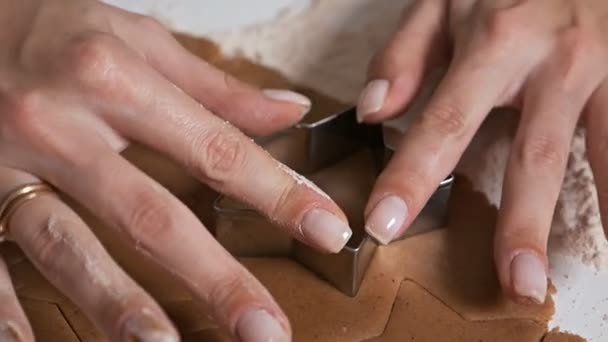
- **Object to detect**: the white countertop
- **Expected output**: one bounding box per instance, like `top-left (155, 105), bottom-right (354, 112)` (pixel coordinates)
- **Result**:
top-left (103, 1), bottom-right (608, 340)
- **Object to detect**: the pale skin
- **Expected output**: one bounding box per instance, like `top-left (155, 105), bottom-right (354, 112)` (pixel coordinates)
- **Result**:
top-left (1, 0), bottom-right (607, 341)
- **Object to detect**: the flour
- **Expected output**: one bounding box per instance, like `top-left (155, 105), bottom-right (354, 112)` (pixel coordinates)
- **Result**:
top-left (277, 162), bottom-right (331, 201)
top-left (43, 215), bottom-right (133, 300)
top-left (207, 0), bottom-right (407, 103)
top-left (551, 130), bottom-right (608, 269)
top-left (458, 113), bottom-right (608, 270)
top-left (203, 0), bottom-right (608, 270)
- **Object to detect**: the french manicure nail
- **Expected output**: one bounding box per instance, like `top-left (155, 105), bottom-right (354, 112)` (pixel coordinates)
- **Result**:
top-left (124, 310), bottom-right (178, 342)
top-left (263, 89), bottom-right (312, 116)
top-left (365, 195), bottom-right (408, 245)
top-left (357, 79), bottom-right (389, 122)
top-left (237, 309), bottom-right (289, 342)
top-left (511, 252), bottom-right (548, 304)
top-left (301, 208), bottom-right (352, 253)
top-left (0, 324), bottom-right (21, 342)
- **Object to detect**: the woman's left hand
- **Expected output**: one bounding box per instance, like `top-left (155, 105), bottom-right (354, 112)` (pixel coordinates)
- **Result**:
top-left (358, 0), bottom-right (608, 304)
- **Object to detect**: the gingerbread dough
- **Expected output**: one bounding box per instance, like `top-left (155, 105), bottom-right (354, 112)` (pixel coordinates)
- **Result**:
top-left (365, 281), bottom-right (546, 342)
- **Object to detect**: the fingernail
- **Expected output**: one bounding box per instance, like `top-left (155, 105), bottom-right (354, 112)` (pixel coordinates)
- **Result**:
top-left (365, 195), bottom-right (408, 245)
top-left (236, 309), bottom-right (289, 342)
top-left (301, 208), bottom-right (352, 253)
top-left (511, 252), bottom-right (548, 304)
top-left (0, 324), bottom-right (22, 342)
top-left (263, 89), bottom-right (311, 116)
top-left (357, 79), bottom-right (389, 122)
top-left (124, 310), bottom-right (178, 342)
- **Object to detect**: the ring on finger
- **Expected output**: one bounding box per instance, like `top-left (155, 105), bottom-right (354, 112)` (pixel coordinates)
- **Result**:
top-left (0, 183), bottom-right (56, 242)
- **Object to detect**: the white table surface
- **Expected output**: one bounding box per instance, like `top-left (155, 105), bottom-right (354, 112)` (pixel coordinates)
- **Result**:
top-left (103, 1), bottom-right (608, 340)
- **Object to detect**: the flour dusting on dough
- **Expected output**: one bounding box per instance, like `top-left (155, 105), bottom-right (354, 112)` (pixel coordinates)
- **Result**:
top-left (458, 116), bottom-right (608, 270)
top-left (277, 161), bottom-right (331, 201)
top-left (551, 129), bottom-right (608, 269)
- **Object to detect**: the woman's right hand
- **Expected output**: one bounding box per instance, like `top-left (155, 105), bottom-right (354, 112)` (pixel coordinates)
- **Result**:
top-left (0, 0), bottom-right (353, 341)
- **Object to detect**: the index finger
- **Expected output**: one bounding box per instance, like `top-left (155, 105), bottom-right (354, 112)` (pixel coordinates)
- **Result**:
top-left (78, 40), bottom-right (353, 253)
top-left (364, 48), bottom-right (521, 244)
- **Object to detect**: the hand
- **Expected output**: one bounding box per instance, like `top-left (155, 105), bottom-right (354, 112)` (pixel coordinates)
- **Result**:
top-left (358, 0), bottom-right (608, 305)
top-left (0, 0), bottom-right (353, 341)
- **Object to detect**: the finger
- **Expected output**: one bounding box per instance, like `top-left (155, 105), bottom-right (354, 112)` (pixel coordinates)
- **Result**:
top-left (496, 52), bottom-right (603, 304)
top-left (52, 35), bottom-right (351, 253)
top-left (364, 43), bottom-right (523, 245)
top-left (0, 256), bottom-right (33, 342)
top-left (357, 0), bottom-right (448, 123)
top-left (0, 170), bottom-right (178, 341)
top-left (27, 133), bottom-right (292, 341)
top-left (112, 14), bottom-right (311, 136)
top-left (585, 80), bottom-right (608, 239)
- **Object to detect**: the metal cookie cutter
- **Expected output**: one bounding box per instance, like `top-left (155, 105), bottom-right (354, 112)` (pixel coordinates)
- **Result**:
top-left (213, 107), bottom-right (454, 297)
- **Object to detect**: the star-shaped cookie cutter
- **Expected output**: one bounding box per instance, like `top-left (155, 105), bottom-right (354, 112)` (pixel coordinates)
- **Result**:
top-left (213, 107), bottom-right (453, 296)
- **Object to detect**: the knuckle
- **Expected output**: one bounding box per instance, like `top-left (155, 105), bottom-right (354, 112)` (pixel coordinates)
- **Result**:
top-left (560, 27), bottom-right (600, 56)
top-left (515, 135), bottom-right (566, 170)
top-left (127, 190), bottom-right (176, 243)
top-left (269, 181), bottom-right (300, 227)
top-left (1, 89), bottom-right (49, 143)
top-left (190, 128), bottom-right (246, 185)
top-left (135, 15), bottom-right (169, 35)
top-left (273, 183), bottom-right (295, 217)
top-left (64, 32), bottom-right (123, 92)
top-left (208, 270), bottom-right (254, 313)
top-left (419, 103), bottom-right (468, 138)
top-left (555, 28), bottom-right (603, 85)
top-left (481, 7), bottom-right (524, 53)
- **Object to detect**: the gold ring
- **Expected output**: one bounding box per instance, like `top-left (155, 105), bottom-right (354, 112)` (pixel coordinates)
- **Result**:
top-left (0, 183), bottom-right (55, 242)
